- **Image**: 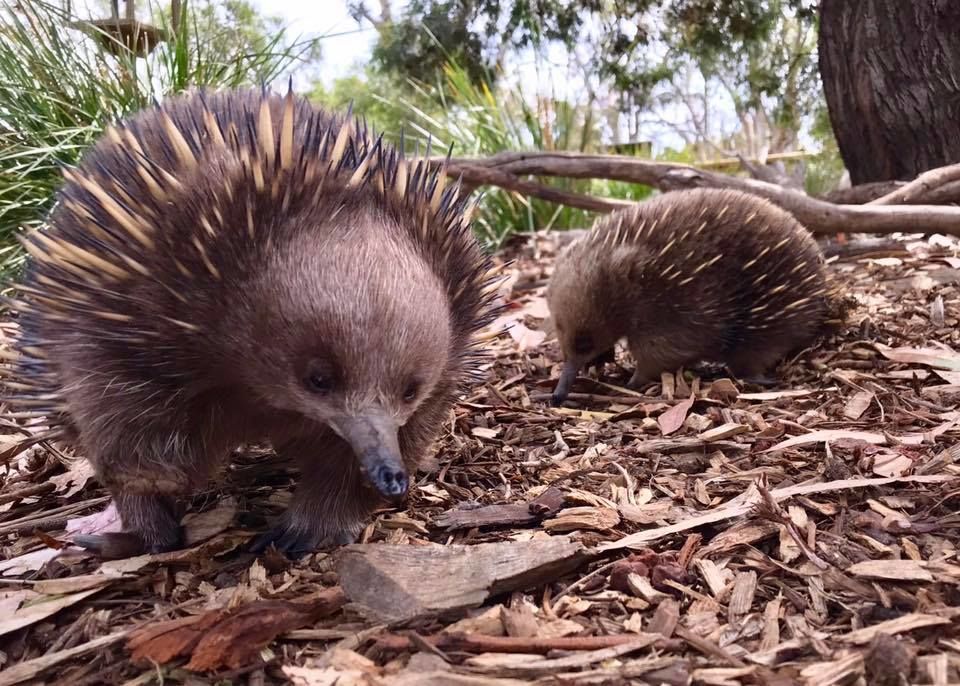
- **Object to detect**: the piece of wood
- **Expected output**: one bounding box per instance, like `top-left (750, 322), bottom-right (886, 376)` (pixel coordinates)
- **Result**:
top-left (336, 537), bottom-right (589, 624)
top-left (433, 487), bottom-right (564, 531)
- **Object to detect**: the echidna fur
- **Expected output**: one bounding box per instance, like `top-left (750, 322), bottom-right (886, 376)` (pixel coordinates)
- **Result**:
top-left (547, 188), bottom-right (830, 403)
top-left (0, 85), bottom-right (500, 557)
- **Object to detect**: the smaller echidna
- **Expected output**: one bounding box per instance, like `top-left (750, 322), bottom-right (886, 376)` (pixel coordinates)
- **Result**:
top-left (1, 86), bottom-right (496, 558)
top-left (547, 188), bottom-right (829, 403)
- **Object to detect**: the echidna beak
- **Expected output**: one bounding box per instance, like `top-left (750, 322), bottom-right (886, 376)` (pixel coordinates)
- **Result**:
top-left (330, 410), bottom-right (409, 503)
top-left (551, 360), bottom-right (581, 406)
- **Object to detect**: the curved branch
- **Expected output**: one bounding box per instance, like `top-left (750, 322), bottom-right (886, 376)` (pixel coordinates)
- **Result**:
top-left (437, 152), bottom-right (960, 236)
top-left (869, 162), bottom-right (960, 205)
top-left (447, 163), bottom-right (632, 214)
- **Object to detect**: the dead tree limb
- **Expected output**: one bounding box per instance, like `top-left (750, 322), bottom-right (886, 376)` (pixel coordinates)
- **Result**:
top-left (820, 181), bottom-right (904, 205)
top-left (449, 164), bottom-right (631, 213)
top-left (441, 152), bottom-right (960, 236)
top-left (869, 162), bottom-right (960, 205)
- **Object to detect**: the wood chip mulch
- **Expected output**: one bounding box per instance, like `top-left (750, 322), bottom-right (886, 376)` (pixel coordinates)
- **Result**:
top-left (1, 229), bottom-right (960, 685)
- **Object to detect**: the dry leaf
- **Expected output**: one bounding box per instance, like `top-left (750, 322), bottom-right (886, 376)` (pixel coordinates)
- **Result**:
top-left (48, 458), bottom-right (95, 497)
top-left (843, 391), bottom-right (874, 420)
top-left (0, 587), bottom-right (103, 639)
top-left (762, 429), bottom-right (923, 453)
top-left (874, 343), bottom-right (960, 370)
top-left (508, 322), bottom-right (547, 351)
top-left (0, 547), bottom-right (59, 577)
top-left (658, 395), bottom-right (695, 435)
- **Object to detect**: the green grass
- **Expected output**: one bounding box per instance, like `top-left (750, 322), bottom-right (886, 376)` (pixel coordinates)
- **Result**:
top-left (396, 61), bottom-right (655, 249)
top-left (0, 0), bottom-right (311, 277)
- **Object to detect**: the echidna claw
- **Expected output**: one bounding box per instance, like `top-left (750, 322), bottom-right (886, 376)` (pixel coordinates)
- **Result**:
top-left (250, 521), bottom-right (363, 559)
top-left (249, 526), bottom-right (318, 559)
top-left (72, 532), bottom-right (177, 559)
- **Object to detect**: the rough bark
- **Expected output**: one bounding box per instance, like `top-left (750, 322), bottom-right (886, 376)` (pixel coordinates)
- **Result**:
top-left (818, 0), bottom-right (960, 184)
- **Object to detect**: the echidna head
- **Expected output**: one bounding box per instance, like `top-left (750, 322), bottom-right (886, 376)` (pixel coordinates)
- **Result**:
top-left (546, 241), bottom-right (626, 404)
top-left (239, 214), bottom-right (452, 502)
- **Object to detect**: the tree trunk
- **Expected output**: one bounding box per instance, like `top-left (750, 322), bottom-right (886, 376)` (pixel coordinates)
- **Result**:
top-left (818, 0), bottom-right (960, 185)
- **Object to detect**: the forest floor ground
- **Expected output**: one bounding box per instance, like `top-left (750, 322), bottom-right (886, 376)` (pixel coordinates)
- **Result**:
top-left (1, 229), bottom-right (960, 685)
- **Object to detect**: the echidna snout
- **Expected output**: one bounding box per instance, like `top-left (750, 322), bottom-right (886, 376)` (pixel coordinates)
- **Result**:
top-left (329, 410), bottom-right (409, 502)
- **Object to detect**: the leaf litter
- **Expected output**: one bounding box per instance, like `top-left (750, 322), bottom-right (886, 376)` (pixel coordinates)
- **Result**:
top-left (1, 230), bottom-right (960, 684)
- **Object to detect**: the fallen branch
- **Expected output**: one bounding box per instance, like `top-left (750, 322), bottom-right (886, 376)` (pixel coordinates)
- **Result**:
top-left (453, 164), bottom-right (631, 213)
top-left (870, 162), bottom-right (960, 205)
top-left (441, 152), bottom-right (960, 236)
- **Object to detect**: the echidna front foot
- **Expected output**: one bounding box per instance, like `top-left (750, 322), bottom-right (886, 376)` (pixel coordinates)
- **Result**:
top-left (73, 493), bottom-right (184, 559)
top-left (250, 516), bottom-right (365, 559)
top-left (252, 433), bottom-right (381, 558)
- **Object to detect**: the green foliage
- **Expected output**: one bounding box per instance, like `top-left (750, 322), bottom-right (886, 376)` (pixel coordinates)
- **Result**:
top-left (396, 60), bottom-right (653, 248)
top-left (308, 69), bottom-right (442, 145)
top-left (365, 1), bottom-right (487, 86)
top-left (0, 0), bottom-right (312, 277)
top-left (349, 0), bottom-right (586, 86)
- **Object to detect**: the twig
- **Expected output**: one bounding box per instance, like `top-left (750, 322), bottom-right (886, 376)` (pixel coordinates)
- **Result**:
top-left (374, 631), bottom-right (680, 655)
top-left (449, 163), bottom-right (632, 213)
top-left (0, 630), bottom-right (130, 686)
top-left (0, 481), bottom-right (55, 505)
top-left (674, 626), bottom-right (747, 668)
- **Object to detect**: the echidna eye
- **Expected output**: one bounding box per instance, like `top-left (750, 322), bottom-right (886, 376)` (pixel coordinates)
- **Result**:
top-left (402, 381), bottom-right (420, 403)
top-left (306, 373), bottom-right (333, 394)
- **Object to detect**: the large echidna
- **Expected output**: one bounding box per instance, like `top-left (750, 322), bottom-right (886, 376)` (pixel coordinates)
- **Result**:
top-left (547, 188), bottom-right (829, 403)
top-left (2, 86), bottom-right (496, 557)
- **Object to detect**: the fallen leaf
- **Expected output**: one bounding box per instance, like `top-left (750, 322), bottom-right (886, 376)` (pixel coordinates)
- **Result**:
top-left (870, 452), bottom-right (915, 477)
top-left (658, 395), bottom-right (695, 436)
top-left (48, 458), bottom-right (95, 497)
top-left (283, 648), bottom-right (383, 686)
top-left (507, 321), bottom-right (547, 351)
top-left (0, 587), bottom-right (103, 639)
top-left (874, 343), bottom-right (960, 371)
top-left (843, 391), bottom-right (874, 420)
top-left (33, 574), bottom-right (116, 595)
top-left (0, 547), bottom-right (59, 577)
top-left (762, 429), bottom-right (923, 453)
